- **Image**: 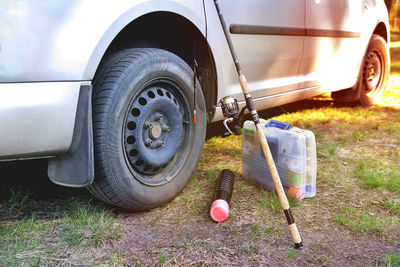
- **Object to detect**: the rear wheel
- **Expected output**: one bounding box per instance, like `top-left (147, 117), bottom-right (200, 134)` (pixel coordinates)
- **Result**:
top-left (332, 34), bottom-right (389, 106)
top-left (88, 48), bottom-right (206, 210)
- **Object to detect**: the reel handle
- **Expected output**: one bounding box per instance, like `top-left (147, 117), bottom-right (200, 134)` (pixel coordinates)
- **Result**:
top-left (222, 118), bottom-right (233, 138)
top-left (222, 118), bottom-right (242, 138)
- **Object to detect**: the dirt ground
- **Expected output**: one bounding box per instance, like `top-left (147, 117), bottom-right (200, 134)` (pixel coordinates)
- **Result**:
top-left (97, 100), bottom-right (399, 266)
top-left (2, 34), bottom-right (400, 267)
top-left (1, 96), bottom-right (399, 266)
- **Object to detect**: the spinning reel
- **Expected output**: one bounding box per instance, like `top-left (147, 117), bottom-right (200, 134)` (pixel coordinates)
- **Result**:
top-left (220, 96), bottom-right (247, 138)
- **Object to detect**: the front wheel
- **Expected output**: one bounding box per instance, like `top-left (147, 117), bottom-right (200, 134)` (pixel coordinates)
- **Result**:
top-left (88, 48), bottom-right (206, 210)
top-left (332, 34), bottom-right (389, 106)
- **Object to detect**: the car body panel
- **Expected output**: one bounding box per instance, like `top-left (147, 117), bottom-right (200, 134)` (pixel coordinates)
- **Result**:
top-left (299, 0), bottom-right (370, 91)
top-left (0, 0), bottom-right (390, 162)
top-left (299, 0), bottom-right (362, 90)
top-left (0, 81), bottom-right (86, 159)
top-left (211, 0), bottom-right (389, 121)
top-left (206, 0), bottom-right (305, 102)
top-left (0, 0), bottom-right (206, 161)
top-left (0, 0), bottom-right (206, 83)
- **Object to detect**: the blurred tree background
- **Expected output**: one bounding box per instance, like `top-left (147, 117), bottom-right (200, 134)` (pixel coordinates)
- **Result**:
top-left (386, 0), bottom-right (400, 32)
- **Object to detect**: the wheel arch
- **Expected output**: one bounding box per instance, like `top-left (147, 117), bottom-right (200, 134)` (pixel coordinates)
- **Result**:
top-left (332, 24), bottom-right (390, 104)
top-left (88, 11), bottom-right (218, 122)
top-left (373, 22), bottom-right (389, 43)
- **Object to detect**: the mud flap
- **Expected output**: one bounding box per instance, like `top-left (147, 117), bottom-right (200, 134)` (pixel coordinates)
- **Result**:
top-left (48, 85), bottom-right (94, 187)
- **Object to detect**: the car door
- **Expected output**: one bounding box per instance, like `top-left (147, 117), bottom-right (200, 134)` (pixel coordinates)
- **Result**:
top-left (216, 0), bottom-right (305, 100)
top-left (298, 0), bottom-right (363, 91)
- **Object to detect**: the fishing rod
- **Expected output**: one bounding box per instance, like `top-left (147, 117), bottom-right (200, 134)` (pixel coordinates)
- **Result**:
top-left (213, 0), bottom-right (303, 249)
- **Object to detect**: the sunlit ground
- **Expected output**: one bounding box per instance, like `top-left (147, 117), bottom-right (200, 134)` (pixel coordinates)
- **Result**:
top-left (382, 75), bottom-right (400, 107)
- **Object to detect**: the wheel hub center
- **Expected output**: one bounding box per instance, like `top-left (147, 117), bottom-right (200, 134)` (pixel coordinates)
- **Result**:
top-left (150, 122), bottom-right (162, 139)
top-left (364, 52), bottom-right (382, 91)
top-left (368, 67), bottom-right (375, 78)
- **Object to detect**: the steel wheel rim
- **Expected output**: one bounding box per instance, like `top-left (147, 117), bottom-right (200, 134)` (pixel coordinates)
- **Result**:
top-left (363, 50), bottom-right (383, 96)
top-left (123, 78), bottom-right (191, 186)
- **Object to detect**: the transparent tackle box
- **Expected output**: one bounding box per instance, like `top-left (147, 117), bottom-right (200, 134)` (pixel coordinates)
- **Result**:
top-left (242, 119), bottom-right (317, 199)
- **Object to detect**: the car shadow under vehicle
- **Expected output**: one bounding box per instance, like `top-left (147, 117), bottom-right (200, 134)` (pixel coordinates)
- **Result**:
top-left (0, 96), bottom-right (353, 206)
top-left (0, 159), bottom-right (96, 220)
top-left (206, 96), bottom-right (354, 139)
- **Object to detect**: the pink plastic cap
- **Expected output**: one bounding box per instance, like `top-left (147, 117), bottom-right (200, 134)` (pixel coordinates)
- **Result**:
top-left (210, 199), bottom-right (230, 222)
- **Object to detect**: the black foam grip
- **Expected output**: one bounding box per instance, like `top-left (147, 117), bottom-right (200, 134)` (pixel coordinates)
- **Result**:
top-left (245, 95), bottom-right (256, 112)
top-left (213, 169), bottom-right (235, 204)
top-left (284, 209), bottom-right (295, 225)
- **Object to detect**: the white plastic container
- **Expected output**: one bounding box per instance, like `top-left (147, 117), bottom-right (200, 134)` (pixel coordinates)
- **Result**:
top-left (291, 127), bottom-right (317, 198)
top-left (242, 119), bottom-right (317, 199)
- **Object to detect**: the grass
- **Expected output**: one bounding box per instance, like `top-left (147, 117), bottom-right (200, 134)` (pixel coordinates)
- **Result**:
top-left (0, 188), bottom-right (29, 213)
top-left (335, 207), bottom-right (397, 234)
top-left (258, 191), bottom-right (298, 213)
top-left (204, 167), bottom-right (226, 181)
top-left (357, 160), bottom-right (400, 192)
top-left (386, 199), bottom-right (400, 214)
top-left (286, 248), bottom-right (299, 259)
top-left (158, 252), bottom-right (168, 266)
top-left (0, 214), bottom-right (49, 266)
top-left (0, 191), bottom-right (121, 265)
top-left (383, 253), bottom-right (400, 267)
top-left (318, 141), bottom-right (339, 158)
top-left (109, 252), bottom-right (128, 266)
top-left (0, 189), bottom-right (48, 265)
top-left (59, 199), bottom-right (121, 247)
top-left (351, 130), bottom-right (370, 141)
top-left (0, 33), bottom-right (400, 266)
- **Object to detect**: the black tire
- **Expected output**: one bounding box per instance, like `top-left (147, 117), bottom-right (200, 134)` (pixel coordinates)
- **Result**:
top-left (87, 48), bottom-right (206, 210)
top-left (332, 34), bottom-right (389, 106)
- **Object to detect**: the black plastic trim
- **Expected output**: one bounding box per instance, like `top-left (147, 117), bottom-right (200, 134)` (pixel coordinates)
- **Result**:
top-left (306, 28), bottom-right (361, 38)
top-left (48, 84), bottom-right (94, 188)
top-left (230, 24), bottom-right (305, 36)
top-left (230, 24), bottom-right (360, 38)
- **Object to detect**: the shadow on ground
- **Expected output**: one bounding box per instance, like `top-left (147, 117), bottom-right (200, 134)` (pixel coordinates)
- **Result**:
top-left (0, 96), bottom-right (351, 203)
top-left (0, 159), bottom-right (92, 204)
top-left (206, 96), bottom-right (354, 139)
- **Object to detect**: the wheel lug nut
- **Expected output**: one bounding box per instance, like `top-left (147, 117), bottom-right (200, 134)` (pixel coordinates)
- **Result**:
top-left (162, 125), bottom-right (170, 132)
top-left (145, 139), bottom-right (153, 146)
top-left (155, 141), bottom-right (164, 147)
top-left (144, 122), bottom-right (153, 129)
top-left (156, 113), bottom-right (163, 120)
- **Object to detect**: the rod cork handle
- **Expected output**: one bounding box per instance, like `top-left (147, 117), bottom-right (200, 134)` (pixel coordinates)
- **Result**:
top-left (239, 74), bottom-right (251, 94)
top-left (289, 223), bottom-right (303, 248)
top-left (256, 124), bottom-right (288, 208)
top-left (256, 124), bottom-right (303, 248)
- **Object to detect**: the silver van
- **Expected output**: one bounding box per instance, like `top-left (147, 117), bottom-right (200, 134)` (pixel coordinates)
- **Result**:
top-left (0, 0), bottom-right (390, 210)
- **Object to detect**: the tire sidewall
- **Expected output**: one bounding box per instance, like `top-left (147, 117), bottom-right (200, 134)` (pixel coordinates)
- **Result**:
top-left (101, 49), bottom-right (206, 209)
top-left (359, 34), bottom-right (389, 106)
